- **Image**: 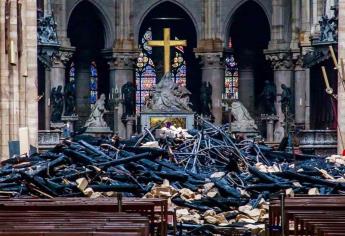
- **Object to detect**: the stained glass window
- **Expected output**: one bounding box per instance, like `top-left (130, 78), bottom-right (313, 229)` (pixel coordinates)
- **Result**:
top-left (136, 28), bottom-right (156, 113)
top-left (89, 61), bottom-right (98, 108)
top-left (225, 55), bottom-right (239, 99)
top-left (172, 52), bottom-right (186, 87)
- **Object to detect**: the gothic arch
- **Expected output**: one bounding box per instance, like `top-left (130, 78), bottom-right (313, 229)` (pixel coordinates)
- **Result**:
top-left (67, 0), bottom-right (114, 48)
top-left (134, 0), bottom-right (200, 45)
top-left (223, 0), bottom-right (271, 48)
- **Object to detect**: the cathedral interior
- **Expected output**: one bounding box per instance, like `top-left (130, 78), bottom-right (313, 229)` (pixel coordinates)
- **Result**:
top-left (35, 0), bottom-right (341, 152)
top-left (0, 0), bottom-right (344, 235)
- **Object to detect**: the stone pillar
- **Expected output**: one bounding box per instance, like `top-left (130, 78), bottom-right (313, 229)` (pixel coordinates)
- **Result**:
top-left (338, 0), bottom-right (345, 152)
top-left (75, 51), bottom-right (91, 122)
top-left (198, 53), bottom-right (224, 124)
top-left (294, 57), bottom-right (307, 126)
top-left (238, 50), bottom-right (255, 115)
top-left (107, 54), bottom-right (136, 138)
top-left (267, 119), bottom-right (275, 142)
top-left (51, 0), bottom-right (70, 46)
top-left (311, 0), bottom-right (323, 36)
top-left (0, 0), bottom-right (38, 159)
top-left (304, 68), bottom-right (311, 130)
top-left (300, 0), bottom-right (312, 45)
top-left (238, 68), bottom-right (254, 114)
top-left (50, 59), bottom-right (65, 90)
top-left (45, 67), bottom-right (51, 130)
top-left (269, 0), bottom-right (289, 49)
top-left (201, 0), bottom-right (222, 42)
top-left (290, 0), bottom-right (301, 49)
top-left (265, 52), bottom-right (293, 135)
top-left (126, 116), bottom-right (136, 138)
top-left (111, 0), bottom-right (137, 137)
top-left (49, 49), bottom-right (73, 124)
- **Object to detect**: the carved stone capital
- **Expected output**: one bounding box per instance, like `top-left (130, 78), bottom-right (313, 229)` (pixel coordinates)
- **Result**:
top-left (38, 45), bottom-right (74, 68)
top-left (293, 54), bottom-right (304, 70)
top-left (112, 55), bottom-right (136, 69)
top-left (103, 48), bottom-right (139, 70)
top-left (196, 52), bottom-right (224, 69)
top-left (52, 48), bottom-right (74, 66)
top-left (265, 51), bottom-right (293, 70)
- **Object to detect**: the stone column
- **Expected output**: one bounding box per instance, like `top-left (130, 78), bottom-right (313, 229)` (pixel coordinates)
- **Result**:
top-left (267, 119), bottom-right (275, 142)
top-left (198, 53), bottom-right (224, 124)
top-left (300, 0), bottom-right (311, 44)
top-left (294, 57), bottom-right (307, 127)
top-left (49, 49), bottom-right (73, 124)
top-left (338, 0), bottom-right (345, 152)
top-left (304, 68), bottom-right (311, 130)
top-left (107, 53), bottom-right (136, 138)
top-left (201, 0), bottom-right (221, 42)
top-left (265, 52), bottom-right (293, 136)
top-left (52, 0), bottom-right (70, 46)
top-left (75, 51), bottom-right (91, 122)
top-left (290, 0), bottom-right (301, 49)
top-left (126, 116), bottom-right (136, 138)
top-left (50, 58), bottom-right (65, 90)
top-left (269, 0), bottom-right (288, 49)
top-left (111, 0), bottom-right (137, 137)
top-left (45, 67), bottom-right (51, 130)
top-left (238, 50), bottom-right (255, 115)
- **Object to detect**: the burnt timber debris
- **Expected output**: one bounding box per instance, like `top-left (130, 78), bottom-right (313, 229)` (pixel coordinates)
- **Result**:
top-left (1, 118), bottom-right (345, 235)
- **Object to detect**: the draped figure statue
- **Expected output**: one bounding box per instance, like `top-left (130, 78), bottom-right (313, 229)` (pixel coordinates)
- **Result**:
top-left (84, 94), bottom-right (109, 128)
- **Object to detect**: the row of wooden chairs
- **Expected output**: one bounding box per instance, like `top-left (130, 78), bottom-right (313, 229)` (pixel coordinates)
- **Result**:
top-left (0, 197), bottom-right (171, 236)
top-left (268, 194), bottom-right (345, 236)
top-left (0, 211), bottom-right (149, 236)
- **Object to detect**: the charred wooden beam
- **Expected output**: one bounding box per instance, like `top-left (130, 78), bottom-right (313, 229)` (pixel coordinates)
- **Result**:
top-left (98, 152), bottom-right (153, 169)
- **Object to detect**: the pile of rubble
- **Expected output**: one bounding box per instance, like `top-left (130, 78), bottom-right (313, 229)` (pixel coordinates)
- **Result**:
top-left (0, 119), bottom-right (344, 235)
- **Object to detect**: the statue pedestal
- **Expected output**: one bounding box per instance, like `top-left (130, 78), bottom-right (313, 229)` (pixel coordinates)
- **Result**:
top-left (125, 116), bottom-right (136, 138)
top-left (230, 119), bottom-right (259, 139)
top-left (84, 126), bottom-right (113, 137)
top-left (50, 122), bottom-right (65, 136)
top-left (38, 130), bottom-right (62, 152)
top-left (230, 127), bottom-right (259, 139)
top-left (61, 115), bottom-right (79, 137)
top-left (140, 111), bottom-right (194, 132)
top-left (261, 114), bottom-right (279, 142)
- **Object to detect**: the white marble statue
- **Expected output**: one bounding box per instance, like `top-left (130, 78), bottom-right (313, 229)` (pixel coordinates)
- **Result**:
top-left (84, 93), bottom-right (109, 128)
top-left (231, 100), bottom-right (258, 131)
top-left (145, 73), bottom-right (192, 112)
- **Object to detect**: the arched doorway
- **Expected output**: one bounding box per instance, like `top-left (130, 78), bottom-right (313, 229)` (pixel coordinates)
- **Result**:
top-left (226, 1), bottom-right (272, 120)
top-left (67, 1), bottom-right (109, 126)
top-left (137, 1), bottom-right (200, 112)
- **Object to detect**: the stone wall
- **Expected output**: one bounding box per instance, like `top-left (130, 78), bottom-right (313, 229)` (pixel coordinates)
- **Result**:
top-left (338, 0), bottom-right (345, 152)
top-left (0, 0), bottom-right (38, 159)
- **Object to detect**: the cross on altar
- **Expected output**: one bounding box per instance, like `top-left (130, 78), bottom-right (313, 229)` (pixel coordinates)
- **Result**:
top-left (147, 28), bottom-right (187, 73)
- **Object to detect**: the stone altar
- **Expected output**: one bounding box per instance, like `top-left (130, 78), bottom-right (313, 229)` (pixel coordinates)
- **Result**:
top-left (297, 130), bottom-right (337, 155)
top-left (141, 111), bottom-right (194, 131)
top-left (140, 73), bottom-right (194, 131)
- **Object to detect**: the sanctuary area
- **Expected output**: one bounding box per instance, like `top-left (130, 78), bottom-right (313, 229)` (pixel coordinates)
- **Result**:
top-left (0, 0), bottom-right (344, 235)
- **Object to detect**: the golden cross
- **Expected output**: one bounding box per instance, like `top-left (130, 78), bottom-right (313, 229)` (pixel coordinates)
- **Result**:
top-left (147, 28), bottom-right (187, 73)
